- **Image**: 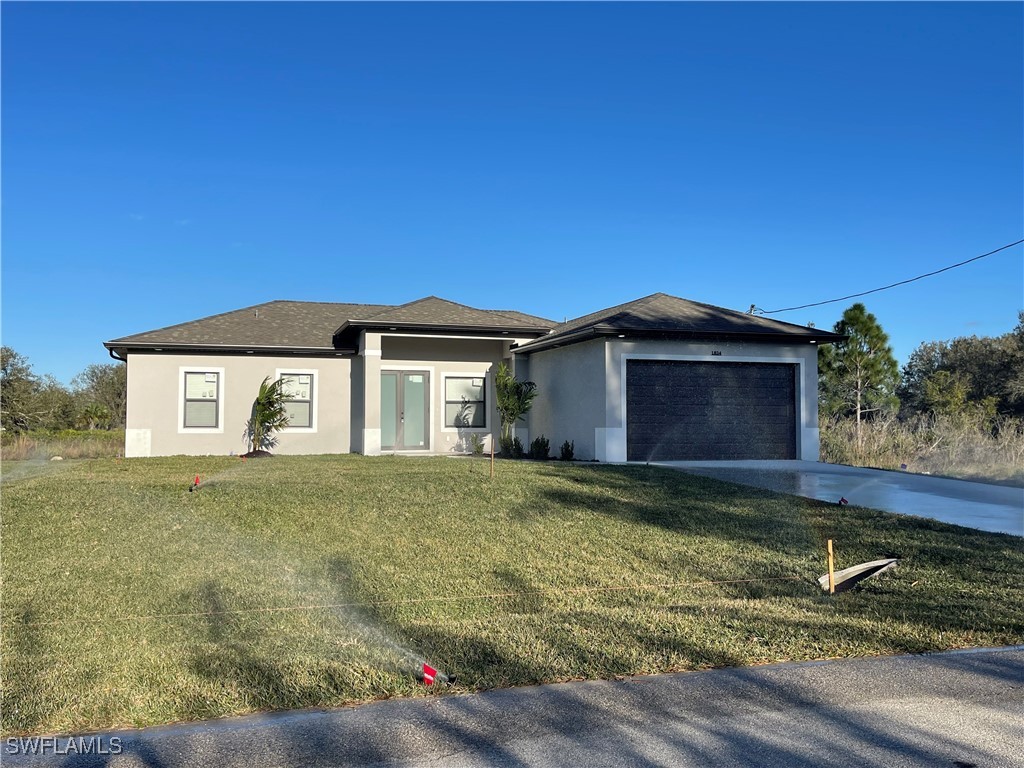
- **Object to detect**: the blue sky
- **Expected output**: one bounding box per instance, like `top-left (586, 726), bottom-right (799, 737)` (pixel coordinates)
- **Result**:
top-left (3, 2), bottom-right (1022, 384)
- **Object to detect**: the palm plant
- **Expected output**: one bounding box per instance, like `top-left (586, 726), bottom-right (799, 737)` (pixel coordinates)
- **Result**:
top-left (244, 376), bottom-right (290, 453)
top-left (77, 403), bottom-right (112, 431)
top-left (495, 362), bottom-right (537, 442)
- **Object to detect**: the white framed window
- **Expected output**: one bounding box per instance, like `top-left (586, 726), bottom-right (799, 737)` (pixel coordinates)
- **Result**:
top-left (444, 375), bottom-right (487, 428)
top-left (276, 369), bottom-right (318, 431)
top-left (178, 367), bottom-right (225, 434)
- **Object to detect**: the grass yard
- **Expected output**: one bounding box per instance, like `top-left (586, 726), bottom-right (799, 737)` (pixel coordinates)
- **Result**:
top-left (2, 455), bottom-right (1022, 735)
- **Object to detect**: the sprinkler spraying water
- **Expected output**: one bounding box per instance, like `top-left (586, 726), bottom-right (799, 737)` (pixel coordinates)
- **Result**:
top-left (174, 463), bottom-right (451, 689)
top-left (419, 662), bottom-right (455, 686)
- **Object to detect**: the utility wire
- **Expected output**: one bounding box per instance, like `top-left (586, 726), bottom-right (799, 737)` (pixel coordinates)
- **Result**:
top-left (755, 238), bottom-right (1024, 315)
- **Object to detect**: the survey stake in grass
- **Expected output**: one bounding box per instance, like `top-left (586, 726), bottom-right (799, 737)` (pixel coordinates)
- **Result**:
top-left (3, 455), bottom-right (1021, 735)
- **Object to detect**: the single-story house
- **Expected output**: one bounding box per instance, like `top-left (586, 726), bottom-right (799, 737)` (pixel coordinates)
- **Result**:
top-left (104, 293), bottom-right (842, 461)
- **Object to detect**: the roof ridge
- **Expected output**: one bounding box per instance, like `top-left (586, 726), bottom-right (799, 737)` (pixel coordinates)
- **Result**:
top-left (678, 295), bottom-right (821, 331)
top-left (477, 305), bottom-right (553, 325)
top-left (107, 299), bottom-right (398, 343)
top-left (107, 300), bottom-right (281, 342)
top-left (490, 308), bottom-right (556, 324)
top-left (555, 293), bottom-right (663, 330)
top-left (429, 297), bottom-right (552, 325)
top-left (355, 295), bottom-right (447, 320)
top-left (355, 295), bottom-right (550, 326)
top-left (514, 292), bottom-right (840, 353)
top-left (270, 299), bottom-right (394, 308)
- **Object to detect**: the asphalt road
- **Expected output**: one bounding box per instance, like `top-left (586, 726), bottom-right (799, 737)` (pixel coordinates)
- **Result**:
top-left (5, 647), bottom-right (1022, 768)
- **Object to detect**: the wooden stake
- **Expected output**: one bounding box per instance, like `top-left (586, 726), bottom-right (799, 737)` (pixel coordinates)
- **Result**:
top-left (826, 539), bottom-right (835, 595)
top-left (490, 438), bottom-right (495, 479)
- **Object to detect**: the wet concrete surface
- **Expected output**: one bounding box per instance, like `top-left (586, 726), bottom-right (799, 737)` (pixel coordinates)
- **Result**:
top-left (660, 460), bottom-right (1023, 537)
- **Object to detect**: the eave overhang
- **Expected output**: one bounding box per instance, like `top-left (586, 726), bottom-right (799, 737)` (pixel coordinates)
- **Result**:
top-left (513, 325), bottom-right (847, 354)
top-left (102, 341), bottom-right (359, 358)
top-left (332, 320), bottom-right (552, 347)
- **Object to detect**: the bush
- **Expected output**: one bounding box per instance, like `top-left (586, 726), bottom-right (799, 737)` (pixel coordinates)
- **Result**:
top-left (469, 433), bottom-right (485, 455)
top-left (499, 435), bottom-right (524, 459)
top-left (559, 440), bottom-right (575, 461)
top-left (529, 435), bottom-right (550, 461)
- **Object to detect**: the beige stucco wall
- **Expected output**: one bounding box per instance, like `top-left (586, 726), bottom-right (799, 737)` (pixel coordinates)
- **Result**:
top-left (370, 335), bottom-right (515, 456)
top-left (123, 334), bottom-right (820, 461)
top-left (124, 353), bottom-right (353, 457)
top-left (519, 339), bottom-right (606, 460)
top-left (518, 337), bottom-right (821, 462)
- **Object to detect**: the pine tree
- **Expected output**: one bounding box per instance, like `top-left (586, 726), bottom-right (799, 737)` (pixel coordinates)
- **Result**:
top-left (818, 303), bottom-right (900, 449)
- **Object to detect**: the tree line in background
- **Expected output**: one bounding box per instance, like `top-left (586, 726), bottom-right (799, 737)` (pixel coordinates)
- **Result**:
top-left (0, 347), bottom-right (127, 434)
top-left (818, 304), bottom-right (1024, 483)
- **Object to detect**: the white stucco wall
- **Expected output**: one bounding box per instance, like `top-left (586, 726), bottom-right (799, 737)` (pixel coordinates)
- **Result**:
top-left (124, 353), bottom-right (353, 457)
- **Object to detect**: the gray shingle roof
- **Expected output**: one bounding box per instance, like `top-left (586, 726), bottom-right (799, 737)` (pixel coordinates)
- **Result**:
top-left (105, 293), bottom-right (838, 356)
top-left (344, 296), bottom-right (552, 329)
top-left (492, 309), bottom-right (557, 326)
top-left (515, 293), bottom-right (843, 352)
top-left (107, 300), bottom-right (391, 349)
top-left (106, 297), bottom-right (555, 353)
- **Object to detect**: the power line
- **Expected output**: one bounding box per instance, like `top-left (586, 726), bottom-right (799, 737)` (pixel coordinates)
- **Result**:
top-left (754, 238), bottom-right (1024, 315)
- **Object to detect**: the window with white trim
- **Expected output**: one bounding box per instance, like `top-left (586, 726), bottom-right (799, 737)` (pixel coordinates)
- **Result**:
top-left (445, 376), bottom-right (486, 428)
top-left (183, 371), bottom-right (220, 428)
top-left (280, 373), bottom-right (314, 428)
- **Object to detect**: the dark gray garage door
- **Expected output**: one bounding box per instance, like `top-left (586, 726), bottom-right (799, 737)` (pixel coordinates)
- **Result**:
top-left (626, 360), bottom-right (796, 461)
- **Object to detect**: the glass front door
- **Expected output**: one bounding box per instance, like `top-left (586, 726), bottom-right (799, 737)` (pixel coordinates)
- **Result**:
top-left (380, 371), bottom-right (430, 450)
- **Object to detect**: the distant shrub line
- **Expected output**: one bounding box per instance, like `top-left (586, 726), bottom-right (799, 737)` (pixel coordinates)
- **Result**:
top-left (820, 413), bottom-right (1023, 486)
top-left (1, 430), bottom-right (125, 461)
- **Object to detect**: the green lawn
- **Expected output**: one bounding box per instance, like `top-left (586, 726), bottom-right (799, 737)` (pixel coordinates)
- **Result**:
top-left (2, 455), bottom-right (1022, 735)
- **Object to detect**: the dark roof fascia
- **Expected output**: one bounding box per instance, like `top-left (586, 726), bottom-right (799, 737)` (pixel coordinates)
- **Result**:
top-left (333, 320), bottom-right (552, 346)
top-left (514, 326), bottom-right (846, 354)
top-left (589, 322), bottom-right (846, 344)
top-left (103, 342), bottom-right (358, 357)
top-left (335, 319), bottom-right (552, 335)
top-left (512, 327), bottom-right (605, 354)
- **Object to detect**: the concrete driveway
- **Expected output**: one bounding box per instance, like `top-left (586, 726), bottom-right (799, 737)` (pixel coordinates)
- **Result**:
top-left (659, 460), bottom-right (1023, 537)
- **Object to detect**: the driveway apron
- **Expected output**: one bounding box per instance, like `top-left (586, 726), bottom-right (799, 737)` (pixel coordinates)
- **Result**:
top-left (658, 460), bottom-right (1023, 536)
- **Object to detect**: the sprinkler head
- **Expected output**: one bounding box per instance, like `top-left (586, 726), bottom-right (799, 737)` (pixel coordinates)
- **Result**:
top-left (419, 663), bottom-right (453, 686)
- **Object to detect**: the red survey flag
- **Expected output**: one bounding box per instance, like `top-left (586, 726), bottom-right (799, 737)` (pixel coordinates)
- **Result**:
top-left (422, 663), bottom-right (437, 685)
